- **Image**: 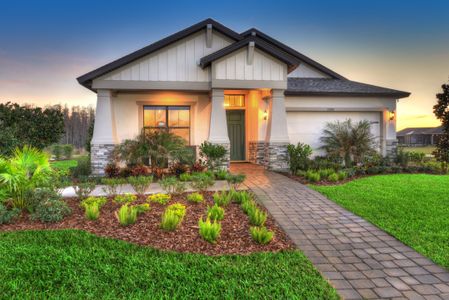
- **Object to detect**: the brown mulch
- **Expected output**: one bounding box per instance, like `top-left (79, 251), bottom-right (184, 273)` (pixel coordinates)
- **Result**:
top-left (0, 192), bottom-right (294, 256)
top-left (284, 173), bottom-right (365, 186)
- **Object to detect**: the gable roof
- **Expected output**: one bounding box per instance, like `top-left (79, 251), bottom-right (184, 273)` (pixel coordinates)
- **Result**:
top-left (77, 18), bottom-right (241, 89)
top-left (199, 36), bottom-right (300, 71)
top-left (286, 78), bottom-right (410, 98)
top-left (241, 28), bottom-right (346, 80)
top-left (397, 126), bottom-right (443, 136)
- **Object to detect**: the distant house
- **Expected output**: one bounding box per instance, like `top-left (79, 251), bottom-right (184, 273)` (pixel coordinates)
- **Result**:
top-left (397, 126), bottom-right (443, 146)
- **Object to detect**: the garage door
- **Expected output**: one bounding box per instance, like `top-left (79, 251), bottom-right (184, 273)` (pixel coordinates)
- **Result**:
top-left (287, 111), bottom-right (381, 155)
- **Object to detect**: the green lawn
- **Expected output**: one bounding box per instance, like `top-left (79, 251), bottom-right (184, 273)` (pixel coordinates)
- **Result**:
top-left (0, 230), bottom-right (338, 299)
top-left (402, 146), bottom-right (436, 155)
top-left (50, 159), bottom-right (77, 171)
top-left (311, 174), bottom-right (449, 269)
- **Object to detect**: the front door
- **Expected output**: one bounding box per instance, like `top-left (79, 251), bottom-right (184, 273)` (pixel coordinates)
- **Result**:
top-left (226, 110), bottom-right (245, 161)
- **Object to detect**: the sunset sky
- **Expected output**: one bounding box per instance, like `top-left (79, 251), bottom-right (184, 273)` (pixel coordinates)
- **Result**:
top-left (1, 0), bottom-right (448, 129)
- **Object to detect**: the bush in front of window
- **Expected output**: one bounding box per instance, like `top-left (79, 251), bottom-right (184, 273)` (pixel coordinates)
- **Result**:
top-left (199, 141), bottom-right (227, 171)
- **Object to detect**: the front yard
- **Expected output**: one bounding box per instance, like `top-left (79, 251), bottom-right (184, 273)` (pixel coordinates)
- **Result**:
top-left (0, 230), bottom-right (339, 299)
top-left (312, 174), bottom-right (449, 269)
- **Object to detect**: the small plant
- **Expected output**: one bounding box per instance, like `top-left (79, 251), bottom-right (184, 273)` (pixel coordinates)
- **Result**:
top-left (134, 203), bottom-right (150, 213)
top-left (241, 198), bottom-right (257, 215)
top-left (327, 173), bottom-right (339, 182)
top-left (160, 176), bottom-right (187, 194)
top-left (0, 203), bottom-right (20, 224)
top-left (198, 217), bottom-right (221, 243)
top-left (62, 144), bottom-right (73, 160)
top-left (214, 169), bottom-right (228, 180)
top-left (248, 208), bottom-right (267, 226)
top-left (213, 191), bottom-right (232, 207)
top-left (114, 193), bottom-right (137, 204)
top-left (84, 203), bottom-right (100, 220)
top-left (128, 175), bottom-right (153, 196)
top-left (231, 190), bottom-right (251, 204)
top-left (250, 226), bottom-right (274, 245)
top-left (207, 204), bottom-right (224, 221)
top-left (52, 144), bottom-right (63, 160)
top-left (80, 196), bottom-right (107, 209)
top-left (199, 141), bottom-right (227, 171)
top-left (117, 204), bottom-right (138, 226)
top-left (319, 168), bottom-right (334, 179)
top-left (190, 173), bottom-right (215, 192)
top-left (74, 181), bottom-right (96, 200)
top-left (187, 192), bottom-right (204, 203)
top-left (337, 171), bottom-right (348, 181)
top-left (104, 163), bottom-right (120, 178)
top-left (160, 203), bottom-right (186, 231)
top-left (305, 170), bottom-right (321, 182)
top-left (179, 173), bottom-right (191, 182)
top-left (101, 178), bottom-right (126, 197)
top-left (147, 193), bottom-right (171, 205)
top-left (287, 142), bottom-right (313, 174)
top-left (225, 173), bottom-right (246, 190)
top-left (168, 162), bottom-right (188, 176)
top-left (31, 198), bottom-right (71, 223)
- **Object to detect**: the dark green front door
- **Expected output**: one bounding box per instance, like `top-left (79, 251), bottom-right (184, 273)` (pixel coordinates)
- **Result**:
top-left (226, 110), bottom-right (245, 161)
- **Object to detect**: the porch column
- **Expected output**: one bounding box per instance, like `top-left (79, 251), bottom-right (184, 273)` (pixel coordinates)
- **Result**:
top-left (265, 89), bottom-right (290, 171)
top-left (208, 88), bottom-right (230, 169)
top-left (91, 89), bottom-right (117, 176)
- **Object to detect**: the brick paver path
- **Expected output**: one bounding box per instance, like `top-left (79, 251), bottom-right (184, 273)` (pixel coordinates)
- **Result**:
top-left (232, 163), bottom-right (449, 299)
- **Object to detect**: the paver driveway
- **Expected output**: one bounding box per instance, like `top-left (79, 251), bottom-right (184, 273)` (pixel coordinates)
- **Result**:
top-left (231, 163), bottom-right (449, 300)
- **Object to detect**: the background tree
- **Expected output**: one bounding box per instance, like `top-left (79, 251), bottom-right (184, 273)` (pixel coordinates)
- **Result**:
top-left (59, 105), bottom-right (95, 150)
top-left (433, 80), bottom-right (449, 172)
top-left (0, 102), bottom-right (64, 156)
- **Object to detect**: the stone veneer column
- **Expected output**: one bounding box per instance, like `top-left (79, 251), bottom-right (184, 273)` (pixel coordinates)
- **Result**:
top-left (208, 89), bottom-right (230, 169)
top-left (91, 89), bottom-right (118, 176)
top-left (265, 89), bottom-right (290, 171)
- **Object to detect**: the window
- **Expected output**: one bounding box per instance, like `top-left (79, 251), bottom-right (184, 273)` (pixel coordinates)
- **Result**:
top-left (224, 95), bottom-right (245, 107)
top-left (143, 106), bottom-right (190, 143)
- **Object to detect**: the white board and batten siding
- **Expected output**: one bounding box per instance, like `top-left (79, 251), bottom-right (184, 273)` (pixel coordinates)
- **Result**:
top-left (98, 30), bottom-right (234, 83)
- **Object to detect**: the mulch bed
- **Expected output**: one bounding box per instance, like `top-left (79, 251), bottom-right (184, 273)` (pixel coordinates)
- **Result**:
top-left (284, 173), bottom-right (364, 186)
top-left (0, 192), bottom-right (294, 256)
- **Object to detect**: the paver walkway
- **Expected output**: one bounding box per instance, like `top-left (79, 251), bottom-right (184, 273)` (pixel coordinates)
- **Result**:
top-left (232, 163), bottom-right (449, 300)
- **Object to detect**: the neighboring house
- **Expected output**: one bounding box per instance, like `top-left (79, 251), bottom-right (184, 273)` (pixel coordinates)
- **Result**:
top-left (397, 126), bottom-right (443, 146)
top-left (77, 18), bottom-right (410, 175)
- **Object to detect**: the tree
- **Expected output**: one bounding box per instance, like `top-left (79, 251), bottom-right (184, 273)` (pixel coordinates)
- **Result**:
top-left (320, 119), bottom-right (376, 167)
top-left (433, 80), bottom-right (449, 173)
top-left (0, 102), bottom-right (64, 156)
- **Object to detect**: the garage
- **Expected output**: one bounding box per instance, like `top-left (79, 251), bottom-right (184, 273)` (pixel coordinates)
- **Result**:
top-left (287, 111), bottom-right (382, 156)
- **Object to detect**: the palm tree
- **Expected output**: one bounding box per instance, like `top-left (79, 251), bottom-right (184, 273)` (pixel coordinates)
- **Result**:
top-left (320, 119), bottom-right (376, 167)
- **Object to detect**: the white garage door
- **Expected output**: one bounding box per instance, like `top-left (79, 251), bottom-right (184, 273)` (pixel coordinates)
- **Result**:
top-left (287, 111), bottom-right (381, 156)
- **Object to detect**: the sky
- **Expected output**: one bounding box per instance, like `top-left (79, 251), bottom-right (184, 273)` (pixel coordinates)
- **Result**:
top-left (1, 0), bottom-right (448, 130)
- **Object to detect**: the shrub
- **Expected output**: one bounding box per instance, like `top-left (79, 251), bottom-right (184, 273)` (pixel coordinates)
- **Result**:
top-left (169, 162), bottom-right (188, 176)
top-left (84, 202), bottom-right (100, 220)
top-left (241, 199), bottom-right (257, 215)
top-left (179, 173), bottom-right (191, 182)
top-left (198, 218), bottom-right (221, 243)
top-left (327, 173), bottom-right (339, 182)
top-left (147, 193), bottom-right (171, 205)
top-left (190, 159), bottom-right (206, 172)
top-left (129, 164), bottom-right (151, 177)
top-left (225, 173), bottom-right (246, 190)
top-left (310, 156), bottom-right (341, 171)
top-left (187, 192), bottom-right (203, 203)
top-left (63, 144), bottom-right (73, 160)
top-left (207, 204), bottom-right (224, 221)
top-left (287, 142), bottom-right (312, 174)
top-left (337, 171), bottom-right (348, 181)
top-left (161, 203), bottom-right (186, 231)
top-left (135, 203), bottom-right (150, 213)
top-left (69, 156), bottom-right (91, 179)
top-left (231, 190), bottom-right (251, 204)
top-left (128, 175), bottom-right (153, 196)
top-left (81, 196), bottom-right (107, 209)
top-left (27, 188), bottom-right (61, 213)
top-left (213, 191), bottom-right (232, 207)
top-left (250, 226), bottom-right (274, 245)
top-left (199, 141), bottom-right (227, 171)
top-left (214, 169), bottom-right (228, 180)
top-left (105, 163), bottom-right (120, 178)
top-left (117, 204), bottom-right (138, 226)
top-left (74, 181), bottom-right (96, 200)
top-left (395, 148), bottom-right (410, 168)
top-left (160, 176), bottom-right (186, 194)
top-left (408, 151), bottom-right (425, 164)
top-left (101, 178), bottom-right (126, 197)
top-left (114, 193), bottom-right (137, 204)
top-left (52, 144), bottom-right (63, 160)
top-left (0, 203), bottom-right (20, 224)
top-left (31, 198), bottom-right (71, 223)
top-left (319, 168), bottom-right (334, 179)
top-left (305, 170), bottom-right (321, 182)
top-left (248, 208), bottom-right (267, 226)
top-left (190, 173), bottom-right (215, 192)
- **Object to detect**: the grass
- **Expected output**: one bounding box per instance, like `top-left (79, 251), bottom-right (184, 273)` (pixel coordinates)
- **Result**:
top-left (0, 230), bottom-right (338, 299)
top-left (311, 174), bottom-right (449, 269)
top-left (401, 146), bottom-right (436, 155)
top-left (50, 159), bottom-right (77, 171)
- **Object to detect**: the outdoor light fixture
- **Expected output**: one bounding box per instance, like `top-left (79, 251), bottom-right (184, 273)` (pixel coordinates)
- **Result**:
top-left (389, 110), bottom-right (395, 121)
top-left (263, 110), bottom-right (268, 120)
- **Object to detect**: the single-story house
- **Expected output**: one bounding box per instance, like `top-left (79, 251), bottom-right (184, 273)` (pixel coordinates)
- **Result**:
top-left (397, 126), bottom-right (443, 146)
top-left (77, 18), bottom-right (410, 175)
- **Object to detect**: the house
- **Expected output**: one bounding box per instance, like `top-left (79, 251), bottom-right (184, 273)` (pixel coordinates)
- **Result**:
top-left (397, 126), bottom-right (443, 146)
top-left (77, 18), bottom-right (410, 175)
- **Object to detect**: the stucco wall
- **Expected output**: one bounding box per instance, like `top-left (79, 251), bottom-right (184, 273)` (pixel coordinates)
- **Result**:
top-left (287, 63), bottom-right (330, 78)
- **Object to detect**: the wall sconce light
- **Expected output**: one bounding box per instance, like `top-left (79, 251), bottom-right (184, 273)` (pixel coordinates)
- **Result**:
top-left (263, 110), bottom-right (268, 120)
top-left (389, 110), bottom-right (395, 121)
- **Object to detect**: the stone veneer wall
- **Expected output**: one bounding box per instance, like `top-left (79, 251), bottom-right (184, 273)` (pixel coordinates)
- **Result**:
top-left (264, 142), bottom-right (289, 171)
top-left (248, 141), bottom-right (266, 165)
top-left (386, 139), bottom-right (398, 161)
top-left (91, 144), bottom-right (115, 176)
